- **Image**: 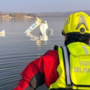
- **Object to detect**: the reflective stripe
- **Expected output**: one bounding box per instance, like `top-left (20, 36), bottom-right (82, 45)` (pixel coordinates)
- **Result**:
top-left (82, 45), bottom-right (88, 54)
top-left (62, 46), bottom-right (71, 85)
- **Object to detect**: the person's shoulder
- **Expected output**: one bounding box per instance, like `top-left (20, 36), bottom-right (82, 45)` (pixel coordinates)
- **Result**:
top-left (44, 50), bottom-right (58, 56)
top-left (43, 45), bottom-right (59, 57)
top-left (42, 49), bottom-right (59, 64)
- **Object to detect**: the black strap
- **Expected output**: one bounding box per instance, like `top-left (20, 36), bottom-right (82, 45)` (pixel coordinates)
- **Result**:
top-left (54, 45), bottom-right (58, 50)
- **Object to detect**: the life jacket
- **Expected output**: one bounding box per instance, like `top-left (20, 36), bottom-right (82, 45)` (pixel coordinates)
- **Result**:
top-left (49, 42), bottom-right (90, 90)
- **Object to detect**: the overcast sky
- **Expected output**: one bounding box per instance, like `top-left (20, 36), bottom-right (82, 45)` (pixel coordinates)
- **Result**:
top-left (0, 0), bottom-right (90, 13)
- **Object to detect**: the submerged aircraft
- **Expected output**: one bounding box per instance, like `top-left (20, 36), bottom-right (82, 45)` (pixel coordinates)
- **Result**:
top-left (24, 17), bottom-right (42, 34)
top-left (24, 17), bottom-right (53, 42)
top-left (0, 30), bottom-right (5, 37)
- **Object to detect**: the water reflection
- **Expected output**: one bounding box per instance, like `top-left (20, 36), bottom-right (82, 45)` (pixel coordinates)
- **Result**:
top-left (0, 17), bottom-right (65, 90)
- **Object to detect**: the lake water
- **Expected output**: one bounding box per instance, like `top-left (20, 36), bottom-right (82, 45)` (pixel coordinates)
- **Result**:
top-left (0, 17), bottom-right (66, 90)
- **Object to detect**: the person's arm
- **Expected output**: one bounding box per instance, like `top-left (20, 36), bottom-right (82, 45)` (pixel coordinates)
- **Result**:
top-left (14, 51), bottom-right (49, 90)
top-left (14, 50), bottom-right (59, 90)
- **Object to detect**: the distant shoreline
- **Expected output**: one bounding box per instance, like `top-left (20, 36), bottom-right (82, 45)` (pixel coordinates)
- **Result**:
top-left (0, 10), bottom-right (90, 18)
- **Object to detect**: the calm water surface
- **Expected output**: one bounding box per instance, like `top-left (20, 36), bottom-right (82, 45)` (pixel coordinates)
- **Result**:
top-left (0, 17), bottom-right (66, 90)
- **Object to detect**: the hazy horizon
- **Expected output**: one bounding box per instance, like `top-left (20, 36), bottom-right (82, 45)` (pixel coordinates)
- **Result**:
top-left (0, 0), bottom-right (90, 13)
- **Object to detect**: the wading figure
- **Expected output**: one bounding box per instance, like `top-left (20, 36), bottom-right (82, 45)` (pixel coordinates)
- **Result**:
top-left (14, 12), bottom-right (90, 90)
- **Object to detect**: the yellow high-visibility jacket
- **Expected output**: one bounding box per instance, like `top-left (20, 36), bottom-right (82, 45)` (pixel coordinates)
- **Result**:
top-left (49, 42), bottom-right (90, 90)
